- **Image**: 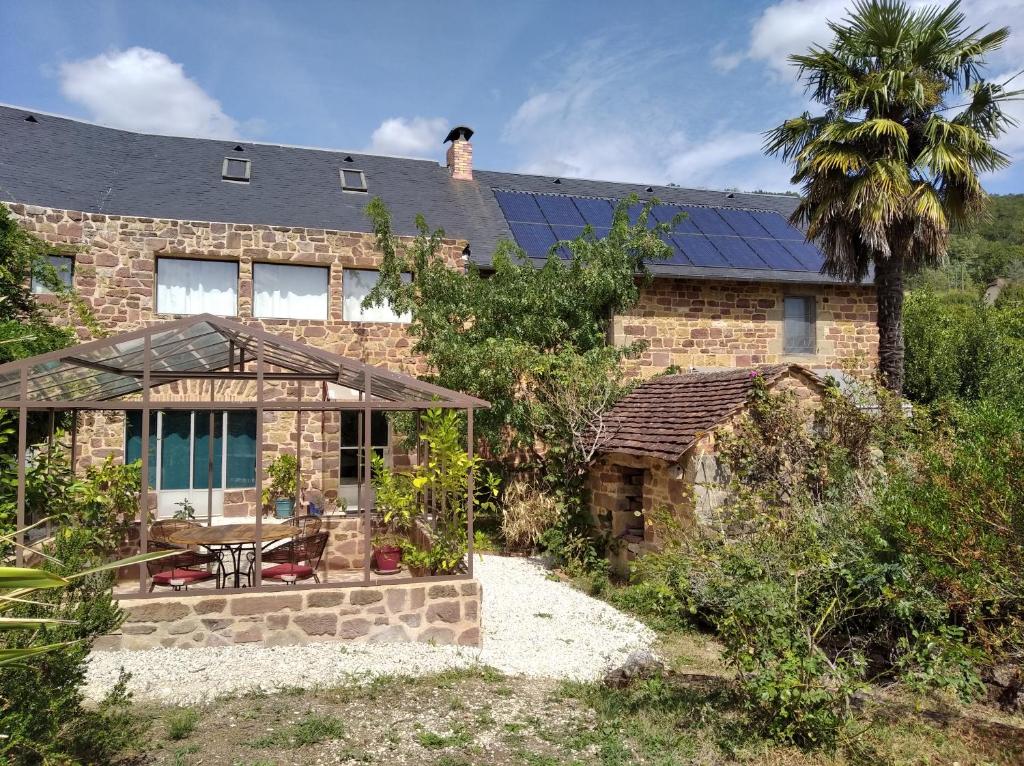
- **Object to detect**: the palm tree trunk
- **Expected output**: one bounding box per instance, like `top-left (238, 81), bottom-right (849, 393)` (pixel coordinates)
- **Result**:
top-left (874, 252), bottom-right (905, 394)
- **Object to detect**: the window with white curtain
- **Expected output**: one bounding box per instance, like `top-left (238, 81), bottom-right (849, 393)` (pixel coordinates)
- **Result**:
top-left (253, 263), bottom-right (329, 320)
top-left (342, 268), bottom-right (411, 323)
top-left (156, 258), bottom-right (238, 316)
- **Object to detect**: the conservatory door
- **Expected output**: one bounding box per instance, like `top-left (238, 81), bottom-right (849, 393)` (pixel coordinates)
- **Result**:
top-left (338, 410), bottom-right (390, 511)
top-left (126, 410), bottom-right (257, 519)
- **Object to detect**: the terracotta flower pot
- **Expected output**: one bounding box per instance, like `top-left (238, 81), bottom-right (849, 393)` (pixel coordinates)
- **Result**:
top-left (372, 545), bottom-right (403, 574)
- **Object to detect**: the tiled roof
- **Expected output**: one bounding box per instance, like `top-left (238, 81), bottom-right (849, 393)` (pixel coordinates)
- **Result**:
top-left (0, 103), bottom-right (856, 285)
top-left (596, 365), bottom-right (822, 462)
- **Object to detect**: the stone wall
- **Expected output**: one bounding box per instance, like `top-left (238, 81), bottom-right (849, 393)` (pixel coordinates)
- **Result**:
top-left (8, 203), bottom-right (462, 503)
top-left (613, 278), bottom-right (878, 377)
top-left (99, 579), bottom-right (482, 650)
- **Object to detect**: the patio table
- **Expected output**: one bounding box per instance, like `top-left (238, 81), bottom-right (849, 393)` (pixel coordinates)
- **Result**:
top-left (168, 523), bottom-right (295, 589)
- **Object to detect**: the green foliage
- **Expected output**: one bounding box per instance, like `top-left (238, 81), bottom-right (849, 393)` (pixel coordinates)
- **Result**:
top-left (72, 456), bottom-right (143, 555)
top-left (251, 713), bottom-right (346, 748)
top-left (614, 379), bottom-right (1023, 747)
top-left (0, 529), bottom-right (152, 764)
top-left (372, 408), bottom-right (500, 574)
top-left (764, 0), bottom-right (1016, 391)
top-left (362, 195), bottom-right (672, 570)
top-left (0, 203), bottom-right (98, 362)
top-left (363, 194), bottom-right (670, 454)
top-left (261, 453), bottom-right (298, 509)
top-left (904, 289), bottom-right (1024, 405)
top-left (166, 707), bottom-right (200, 740)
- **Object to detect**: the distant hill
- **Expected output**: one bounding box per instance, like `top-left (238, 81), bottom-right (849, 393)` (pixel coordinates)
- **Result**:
top-left (946, 194), bottom-right (1024, 283)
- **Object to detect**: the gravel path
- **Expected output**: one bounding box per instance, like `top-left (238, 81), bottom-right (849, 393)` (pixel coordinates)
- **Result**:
top-left (84, 554), bottom-right (655, 704)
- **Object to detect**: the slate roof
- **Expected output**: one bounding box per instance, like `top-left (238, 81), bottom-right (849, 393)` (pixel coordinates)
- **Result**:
top-left (596, 365), bottom-right (823, 462)
top-left (0, 103), bottom-right (852, 285)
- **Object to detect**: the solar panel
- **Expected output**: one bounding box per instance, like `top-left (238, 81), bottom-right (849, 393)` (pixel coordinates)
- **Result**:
top-left (680, 206), bottom-right (733, 236)
top-left (651, 204), bottom-right (699, 233)
top-left (535, 195), bottom-right (585, 226)
top-left (665, 239), bottom-right (693, 267)
top-left (746, 238), bottom-right (805, 270)
top-left (673, 235), bottom-right (730, 268)
top-left (573, 197), bottom-right (614, 228)
top-left (749, 210), bottom-right (802, 240)
top-left (708, 236), bottom-right (767, 269)
top-left (494, 189), bottom-right (831, 274)
top-left (495, 190), bottom-right (546, 223)
top-left (551, 224), bottom-right (587, 242)
top-left (781, 240), bottom-right (826, 271)
top-left (508, 221), bottom-right (556, 257)
top-left (716, 208), bottom-right (772, 238)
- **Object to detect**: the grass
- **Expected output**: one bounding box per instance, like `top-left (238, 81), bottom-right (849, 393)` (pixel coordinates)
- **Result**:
top-left (415, 723), bottom-right (473, 749)
top-left (250, 713), bottom-right (346, 749)
top-left (136, 645), bottom-right (1024, 766)
top-left (165, 707), bottom-right (199, 740)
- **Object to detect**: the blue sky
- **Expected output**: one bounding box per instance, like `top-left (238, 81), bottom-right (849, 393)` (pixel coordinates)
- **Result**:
top-left (2, 0), bottom-right (1023, 193)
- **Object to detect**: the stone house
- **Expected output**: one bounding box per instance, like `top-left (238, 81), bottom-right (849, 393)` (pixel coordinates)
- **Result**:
top-left (588, 365), bottom-right (825, 575)
top-left (0, 104), bottom-right (876, 520)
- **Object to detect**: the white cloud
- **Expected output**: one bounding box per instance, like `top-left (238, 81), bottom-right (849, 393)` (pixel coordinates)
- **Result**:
top-left (366, 116), bottom-right (448, 159)
top-left (724, 0), bottom-right (1024, 168)
top-left (727, 0), bottom-right (1024, 83)
top-left (502, 38), bottom-right (793, 191)
top-left (59, 47), bottom-right (240, 138)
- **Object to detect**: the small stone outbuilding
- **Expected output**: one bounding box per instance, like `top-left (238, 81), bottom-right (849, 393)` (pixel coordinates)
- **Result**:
top-left (588, 364), bottom-right (824, 574)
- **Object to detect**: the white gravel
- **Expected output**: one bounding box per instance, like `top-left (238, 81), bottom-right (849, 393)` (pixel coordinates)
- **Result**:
top-left (84, 554), bottom-right (655, 704)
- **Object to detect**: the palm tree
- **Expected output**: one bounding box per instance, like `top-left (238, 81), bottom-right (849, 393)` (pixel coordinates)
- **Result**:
top-left (765, 0), bottom-right (1018, 393)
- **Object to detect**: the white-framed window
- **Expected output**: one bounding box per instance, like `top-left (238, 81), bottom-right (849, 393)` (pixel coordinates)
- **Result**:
top-left (783, 295), bottom-right (816, 354)
top-left (156, 258), bottom-right (238, 316)
top-left (31, 254), bottom-right (74, 294)
top-left (253, 262), bottom-right (329, 320)
top-left (342, 268), bottom-right (410, 323)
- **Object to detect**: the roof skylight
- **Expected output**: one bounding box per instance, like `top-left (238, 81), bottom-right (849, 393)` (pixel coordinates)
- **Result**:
top-left (222, 157), bottom-right (251, 183)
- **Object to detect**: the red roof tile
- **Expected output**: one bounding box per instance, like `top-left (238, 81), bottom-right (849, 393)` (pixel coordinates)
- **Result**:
top-left (594, 365), bottom-right (822, 462)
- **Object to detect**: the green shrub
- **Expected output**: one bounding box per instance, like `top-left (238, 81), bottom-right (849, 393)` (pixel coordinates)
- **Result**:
top-left (0, 527), bottom-right (145, 764)
top-left (619, 380), bottom-right (1023, 747)
top-left (166, 707), bottom-right (200, 740)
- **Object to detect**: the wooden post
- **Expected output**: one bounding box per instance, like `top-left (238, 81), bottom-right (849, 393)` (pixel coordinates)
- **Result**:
top-left (466, 407), bottom-right (475, 579)
top-left (138, 335), bottom-right (151, 592)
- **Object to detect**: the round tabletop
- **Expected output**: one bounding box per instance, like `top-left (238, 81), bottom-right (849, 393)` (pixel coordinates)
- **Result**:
top-left (168, 523), bottom-right (295, 547)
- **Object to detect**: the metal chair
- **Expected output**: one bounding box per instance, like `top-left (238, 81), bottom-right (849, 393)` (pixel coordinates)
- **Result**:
top-left (253, 531), bottom-right (329, 585)
top-left (147, 519), bottom-right (222, 591)
top-left (146, 541), bottom-right (222, 591)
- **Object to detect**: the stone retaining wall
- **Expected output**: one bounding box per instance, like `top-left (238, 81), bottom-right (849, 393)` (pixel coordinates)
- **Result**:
top-left (98, 580), bottom-right (481, 650)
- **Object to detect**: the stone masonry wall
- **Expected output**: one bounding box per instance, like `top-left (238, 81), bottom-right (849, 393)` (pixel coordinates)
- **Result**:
top-left (98, 579), bottom-right (481, 650)
top-left (614, 278), bottom-right (878, 377)
top-left (6, 203), bottom-right (458, 505)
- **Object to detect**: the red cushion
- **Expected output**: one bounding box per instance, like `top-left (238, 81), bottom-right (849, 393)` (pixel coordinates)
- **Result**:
top-left (152, 568), bottom-right (216, 585)
top-left (262, 563), bottom-right (314, 580)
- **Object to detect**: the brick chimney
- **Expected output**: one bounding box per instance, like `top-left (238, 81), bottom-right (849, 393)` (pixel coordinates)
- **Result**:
top-left (444, 126), bottom-right (474, 180)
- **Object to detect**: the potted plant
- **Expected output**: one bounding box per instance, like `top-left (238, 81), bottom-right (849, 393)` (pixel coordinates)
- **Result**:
top-left (401, 540), bottom-right (432, 577)
top-left (262, 454), bottom-right (298, 519)
top-left (369, 453), bottom-right (416, 574)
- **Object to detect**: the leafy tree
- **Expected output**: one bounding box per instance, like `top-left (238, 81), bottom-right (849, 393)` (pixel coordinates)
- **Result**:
top-left (363, 195), bottom-right (673, 564)
top-left (363, 195), bottom-right (671, 455)
top-left (765, 0), bottom-right (1017, 393)
top-left (0, 203), bottom-right (96, 363)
